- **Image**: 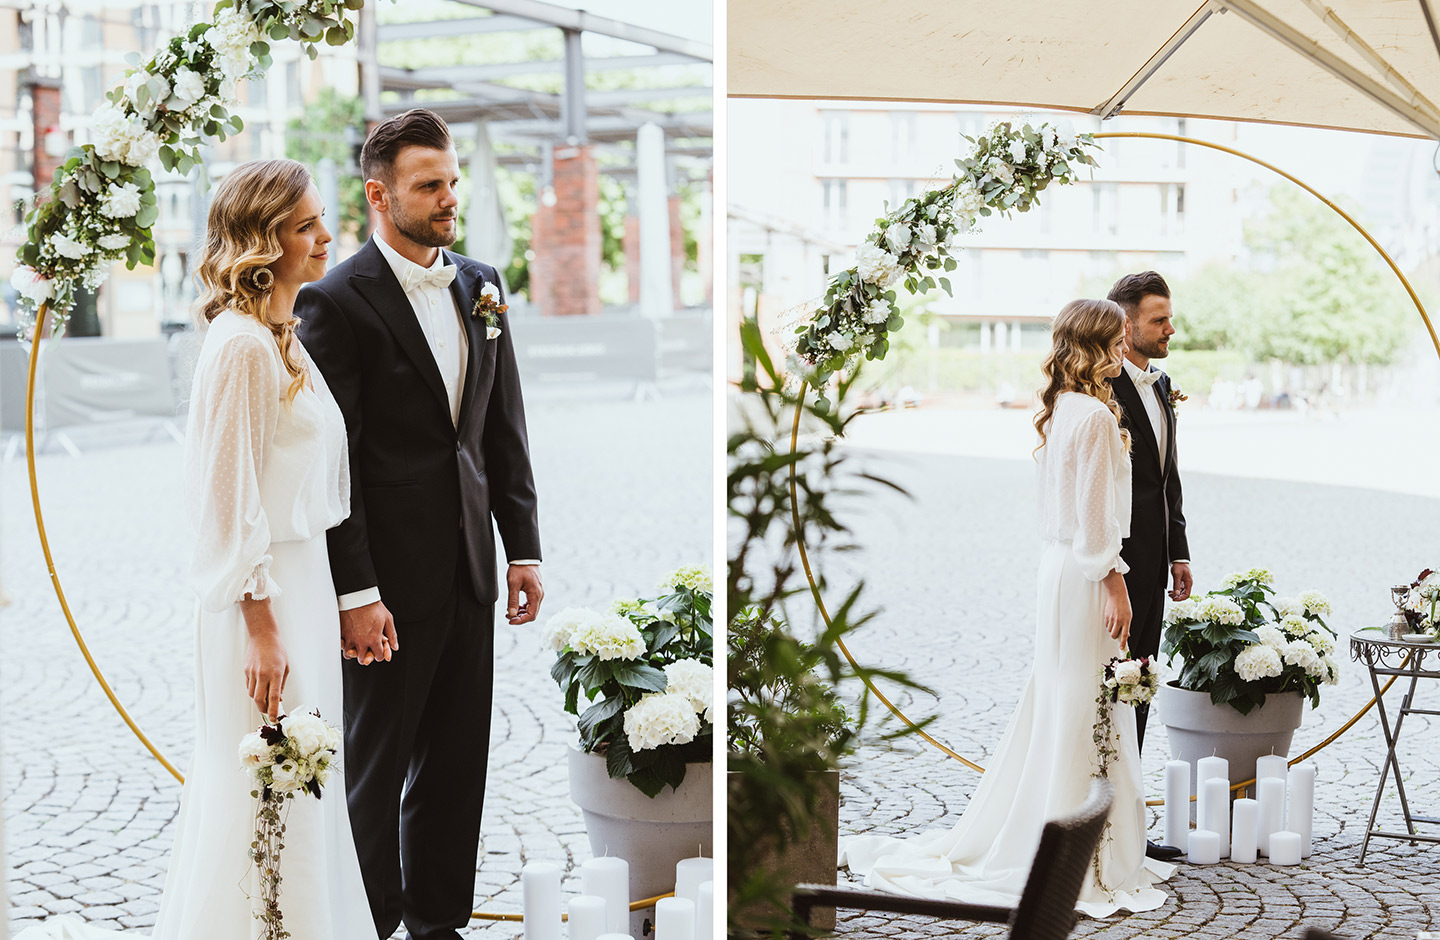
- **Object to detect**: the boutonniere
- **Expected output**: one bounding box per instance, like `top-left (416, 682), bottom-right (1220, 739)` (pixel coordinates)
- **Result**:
top-left (471, 281), bottom-right (506, 340)
top-left (1168, 384), bottom-right (1188, 418)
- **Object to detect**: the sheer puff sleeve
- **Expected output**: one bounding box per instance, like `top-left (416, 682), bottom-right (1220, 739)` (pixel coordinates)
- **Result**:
top-left (1071, 405), bottom-right (1131, 582)
top-left (184, 330), bottom-right (284, 613)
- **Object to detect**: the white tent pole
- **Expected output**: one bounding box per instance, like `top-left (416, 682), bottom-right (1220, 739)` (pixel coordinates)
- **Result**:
top-left (1094, 2), bottom-right (1221, 119)
top-left (1295, 0), bottom-right (1440, 124)
top-left (1219, 0), bottom-right (1440, 139)
top-left (637, 121), bottom-right (674, 320)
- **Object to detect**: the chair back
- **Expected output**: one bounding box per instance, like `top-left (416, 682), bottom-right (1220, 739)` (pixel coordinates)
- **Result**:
top-left (1008, 779), bottom-right (1115, 940)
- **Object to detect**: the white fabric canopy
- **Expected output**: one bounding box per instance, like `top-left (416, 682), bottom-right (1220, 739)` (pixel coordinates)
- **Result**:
top-left (728, 0), bottom-right (1440, 138)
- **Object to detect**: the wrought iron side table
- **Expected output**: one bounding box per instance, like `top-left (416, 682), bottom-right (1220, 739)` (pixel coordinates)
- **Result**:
top-left (1350, 630), bottom-right (1440, 863)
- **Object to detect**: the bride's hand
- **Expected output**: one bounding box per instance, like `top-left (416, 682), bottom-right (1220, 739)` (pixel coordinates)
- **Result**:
top-left (1102, 571), bottom-right (1132, 648)
top-left (239, 596), bottom-right (289, 720)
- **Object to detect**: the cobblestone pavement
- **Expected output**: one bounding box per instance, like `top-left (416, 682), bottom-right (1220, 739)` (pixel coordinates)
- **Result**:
top-left (0, 385), bottom-right (712, 938)
top-left (823, 439), bottom-right (1440, 940)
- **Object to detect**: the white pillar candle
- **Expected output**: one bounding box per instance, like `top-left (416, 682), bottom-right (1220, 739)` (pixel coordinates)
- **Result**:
top-left (675, 857), bottom-right (713, 906)
top-left (522, 862), bottom-right (563, 940)
top-left (1200, 776), bottom-right (1231, 858)
top-left (656, 897), bottom-right (696, 940)
top-left (568, 895), bottom-right (608, 940)
top-left (1195, 755), bottom-right (1229, 828)
top-left (1163, 760), bottom-right (1190, 847)
top-left (1255, 754), bottom-right (1288, 785)
top-left (1187, 829), bottom-right (1220, 864)
top-left (1288, 762), bottom-right (1316, 857)
top-left (580, 858), bottom-right (629, 936)
top-left (1269, 830), bottom-right (1302, 865)
top-left (1232, 797), bottom-right (1259, 863)
top-left (1257, 777), bottom-right (1286, 856)
top-left (696, 881), bottom-right (713, 940)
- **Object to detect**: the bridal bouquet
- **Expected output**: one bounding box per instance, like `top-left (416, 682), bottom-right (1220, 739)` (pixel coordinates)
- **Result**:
top-left (1162, 569), bottom-right (1339, 715)
top-left (543, 565), bottom-right (714, 797)
top-left (239, 709), bottom-right (342, 940)
top-left (1101, 652), bottom-right (1161, 706)
top-left (1400, 568), bottom-right (1440, 635)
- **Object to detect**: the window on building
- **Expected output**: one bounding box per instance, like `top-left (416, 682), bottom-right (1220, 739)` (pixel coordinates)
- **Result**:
top-left (821, 179), bottom-right (848, 230)
top-left (820, 111), bottom-right (850, 164)
top-left (889, 111), bottom-right (917, 164)
top-left (1176, 118), bottom-right (1187, 168)
top-left (1159, 183), bottom-right (1186, 236)
top-left (1092, 183), bottom-right (1119, 236)
top-left (887, 178), bottom-right (916, 211)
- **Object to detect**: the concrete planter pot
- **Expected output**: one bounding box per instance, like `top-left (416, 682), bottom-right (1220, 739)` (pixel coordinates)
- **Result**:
top-left (1157, 681), bottom-right (1305, 799)
top-left (567, 746), bottom-right (712, 936)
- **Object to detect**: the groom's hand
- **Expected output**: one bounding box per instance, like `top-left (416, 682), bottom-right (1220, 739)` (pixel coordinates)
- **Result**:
top-left (1170, 562), bottom-right (1194, 602)
top-left (341, 600), bottom-right (399, 665)
top-left (507, 565), bottom-right (544, 625)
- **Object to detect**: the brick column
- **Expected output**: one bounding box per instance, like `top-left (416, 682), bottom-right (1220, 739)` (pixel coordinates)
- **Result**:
top-left (531, 143), bottom-right (600, 316)
top-left (29, 74), bottom-right (64, 189)
top-left (668, 193), bottom-right (685, 311)
top-left (622, 208), bottom-right (641, 305)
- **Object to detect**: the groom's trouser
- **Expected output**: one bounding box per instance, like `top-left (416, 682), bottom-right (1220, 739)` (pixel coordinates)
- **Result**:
top-left (1124, 560), bottom-right (1169, 753)
top-left (343, 556), bottom-right (493, 940)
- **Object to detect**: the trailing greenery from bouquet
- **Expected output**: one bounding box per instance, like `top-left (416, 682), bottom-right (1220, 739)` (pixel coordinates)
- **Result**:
top-left (238, 709), bottom-right (342, 940)
top-left (10, 0), bottom-right (371, 336)
top-left (793, 120), bottom-right (1100, 400)
top-left (543, 566), bottom-right (713, 798)
top-left (1162, 569), bottom-right (1340, 715)
top-left (728, 318), bottom-right (933, 938)
top-left (1088, 651), bottom-right (1160, 898)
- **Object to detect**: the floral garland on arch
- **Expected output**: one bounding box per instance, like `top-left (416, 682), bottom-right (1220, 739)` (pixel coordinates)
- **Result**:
top-left (9, 0), bottom-right (371, 336)
top-left (791, 120), bottom-right (1102, 407)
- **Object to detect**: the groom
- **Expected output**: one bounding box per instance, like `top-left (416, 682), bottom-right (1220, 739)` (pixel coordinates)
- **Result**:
top-left (1106, 271), bottom-right (1193, 861)
top-left (297, 108), bottom-right (544, 940)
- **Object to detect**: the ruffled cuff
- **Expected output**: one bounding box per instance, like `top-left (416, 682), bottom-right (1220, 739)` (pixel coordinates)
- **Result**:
top-left (1076, 545), bottom-right (1130, 582)
top-left (240, 556), bottom-right (282, 603)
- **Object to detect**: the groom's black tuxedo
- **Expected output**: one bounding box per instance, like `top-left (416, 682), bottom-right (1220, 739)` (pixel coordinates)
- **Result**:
top-left (1109, 367), bottom-right (1188, 750)
top-left (297, 237), bottom-right (541, 940)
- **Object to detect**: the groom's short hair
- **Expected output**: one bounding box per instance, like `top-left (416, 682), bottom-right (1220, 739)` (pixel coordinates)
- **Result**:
top-left (1107, 271), bottom-right (1170, 316)
top-left (361, 109), bottom-right (453, 185)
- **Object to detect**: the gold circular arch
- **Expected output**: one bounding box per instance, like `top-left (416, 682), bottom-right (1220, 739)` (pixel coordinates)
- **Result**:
top-left (788, 131), bottom-right (1439, 802)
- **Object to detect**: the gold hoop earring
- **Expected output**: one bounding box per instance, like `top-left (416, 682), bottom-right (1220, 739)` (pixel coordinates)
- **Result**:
top-left (250, 267), bottom-right (274, 291)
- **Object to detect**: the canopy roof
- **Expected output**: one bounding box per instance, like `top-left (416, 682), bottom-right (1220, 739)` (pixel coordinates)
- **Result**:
top-left (728, 0), bottom-right (1440, 139)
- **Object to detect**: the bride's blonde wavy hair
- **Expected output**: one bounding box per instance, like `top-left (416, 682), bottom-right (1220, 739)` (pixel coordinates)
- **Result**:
top-left (1034, 298), bottom-right (1132, 453)
top-left (195, 159), bottom-right (311, 403)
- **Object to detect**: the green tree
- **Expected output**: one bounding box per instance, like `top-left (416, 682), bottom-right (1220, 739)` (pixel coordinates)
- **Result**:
top-left (284, 88), bottom-right (367, 239)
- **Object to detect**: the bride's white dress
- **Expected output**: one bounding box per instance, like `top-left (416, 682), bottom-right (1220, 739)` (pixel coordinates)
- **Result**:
top-left (842, 391), bottom-right (1175, 918)
top-left (14, 311), bottom-right (373, 939)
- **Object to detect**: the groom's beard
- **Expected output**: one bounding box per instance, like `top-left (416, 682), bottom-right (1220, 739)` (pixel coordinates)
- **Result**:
top-left (1133, 335), bottom-right (1169, 359)
top-left (391, 202), bottom-right (458, 249)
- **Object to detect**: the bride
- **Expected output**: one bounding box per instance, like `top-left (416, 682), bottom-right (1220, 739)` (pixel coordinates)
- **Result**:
top-left (16, 159), bottom-right (375, 939)
top-left (843, 298), bottom-right (1175, 917)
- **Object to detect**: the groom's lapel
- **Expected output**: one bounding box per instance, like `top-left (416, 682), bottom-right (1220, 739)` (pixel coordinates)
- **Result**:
top-left (1158, 371), bottom-right (1177, 476)
top-left (349, 239), bottom-right (450, 414)
top-left (447, 251), bottom-right (486, 430)
top-left (1113, 370), bottom-right (1162, 467)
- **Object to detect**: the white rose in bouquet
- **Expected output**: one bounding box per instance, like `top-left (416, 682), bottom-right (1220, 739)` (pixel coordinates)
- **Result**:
top-left (623, 691), bottom-right (700, 752)
top-left (1113, 660), bottom-right (1142, 686)
top-left (663, 658), bottom-right (712, 713)
top-left (269, 760), bottom-right (305, 795)
top-left (988, 159), bottom-right (1015, 185)
top-left (914, 222), bottom-right (939, 253)
top-left (883, 223), bottom-right (912, 255)
top-left (541, 607), bottom-right (600, 652)
top-left (1234, 643), bottom-right (1284, 682)
top-left (281, 711), bottom-right (331, 757)
top-left (97, 233), bottom-right (132, 251)
top-left (571, 614), bottom-right (645, 661)
top-left (1007, 138), bottom-right (1028, 164)
top-left (101, 181), bottom-right (143, 219)
top-left (238, 731), bottom-right (275, 772)
top-left (856, 243), bottom-right (901, 287)
top-left (829, 333), bottom-right (854, 352)
top-left (169, 66), bottom-right (206, 110)
top-left (864, 299), bottom-right (891, 325)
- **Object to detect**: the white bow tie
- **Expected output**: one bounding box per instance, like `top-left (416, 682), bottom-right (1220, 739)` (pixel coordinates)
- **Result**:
top-left (401, 262), bottom-right (457, 294)
top-left (1132, 368), bottom-right (1162, 389)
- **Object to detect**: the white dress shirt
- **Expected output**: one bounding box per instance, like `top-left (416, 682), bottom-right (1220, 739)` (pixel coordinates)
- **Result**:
top-left (1123, 358), bottom-right (1166, 472)
top-left (338, 235), bottom-right (535, 614)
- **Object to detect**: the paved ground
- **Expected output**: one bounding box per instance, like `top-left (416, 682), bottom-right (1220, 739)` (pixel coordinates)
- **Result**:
top-left (0, 383), bottom-right (712, 938)
top-left (822, 412), bottom-right (1440, 940)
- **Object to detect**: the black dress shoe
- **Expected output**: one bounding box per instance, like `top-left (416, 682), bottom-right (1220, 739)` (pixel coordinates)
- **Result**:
top-left (1146, 840), bottom-right (1185, 861)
